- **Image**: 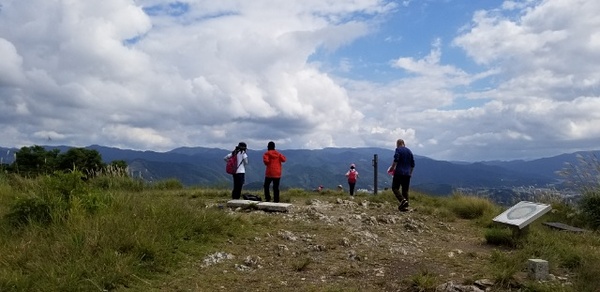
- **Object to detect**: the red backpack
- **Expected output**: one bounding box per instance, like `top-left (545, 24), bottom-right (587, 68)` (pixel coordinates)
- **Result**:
top-left (226, 154), bottom-right (241, 174)
top-left (348, 170), bottom-right (357, 183)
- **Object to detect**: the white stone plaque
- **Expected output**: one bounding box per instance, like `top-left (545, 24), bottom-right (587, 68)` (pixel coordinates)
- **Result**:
top-left (493, 201), bottom-right (552, 229)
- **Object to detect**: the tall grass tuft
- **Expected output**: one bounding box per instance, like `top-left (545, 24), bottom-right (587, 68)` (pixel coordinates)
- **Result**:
top-left (409, 269), bottom-right (438, 292)
top-left (148, 178), bottom-right (184, 190)
top-left (446, 193), bottom-right (498, 221)
top-left (488, 250), bottom-right (522, 289)
top-left (484, 227), bottom-right (516, 247)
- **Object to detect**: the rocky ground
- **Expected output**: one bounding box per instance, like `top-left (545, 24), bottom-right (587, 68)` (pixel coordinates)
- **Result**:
top-left (156, 196), bottom-right (554, 292)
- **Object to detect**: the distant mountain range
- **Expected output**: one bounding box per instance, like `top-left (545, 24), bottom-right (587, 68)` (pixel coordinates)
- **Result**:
top-left (1, 145), bottom-right (597, 195)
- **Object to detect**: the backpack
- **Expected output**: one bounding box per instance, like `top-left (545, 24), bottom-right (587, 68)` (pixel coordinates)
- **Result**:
top-left (242, 193), bottom-right (262, 201)
top-left (226, 153), bottom-right (242, 174)
top-left (348, 170), bottom-right (357, 183)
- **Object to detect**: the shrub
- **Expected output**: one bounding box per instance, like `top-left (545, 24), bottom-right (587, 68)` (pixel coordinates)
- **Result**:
top-left (484, 227), bottom-right (516, 247)
top-left (409, 269), bottom-right (438, 291)
top-left (40, 171), bottom-right (88, 203)
top-left (578, 191), bottom-right (600, 230)
top-left (5, 196), bottom-right (52, 227)
top-left (561, 252), bottom-right (583, 269)
top-left (447, 194), bottom-right (497, 220)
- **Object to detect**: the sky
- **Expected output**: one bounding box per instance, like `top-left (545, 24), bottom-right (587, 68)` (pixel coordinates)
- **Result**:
top-left (1, 0), bottom-right (600, 162)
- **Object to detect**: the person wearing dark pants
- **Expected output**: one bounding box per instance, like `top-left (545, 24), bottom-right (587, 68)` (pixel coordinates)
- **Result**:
top-left (224, 142), bottom-right (248, 199)
top-left (232, 173), bottom-right (245, 199)
top-left (345, 163), bottom-right (359, 197)
top-left (388, 139), bottom-right (415, 212)
top-left (263, 141), bottom-right (286, 202)
top-left (392, 174), bottom-right (411, 209)
top-left (263, 177), bottom-right (280, 202)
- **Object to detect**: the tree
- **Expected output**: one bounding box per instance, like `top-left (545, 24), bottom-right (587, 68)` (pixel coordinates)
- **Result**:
top-left (109, 160), bottom-right (128, 171)
top-left (56, 148), bottom-right (105, 175)
top-left (13, 145), bottom-right (60, 176)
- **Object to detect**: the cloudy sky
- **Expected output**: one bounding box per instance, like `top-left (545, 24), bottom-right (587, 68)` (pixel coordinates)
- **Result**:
top-left (1, 0), bottom-right (599, 162)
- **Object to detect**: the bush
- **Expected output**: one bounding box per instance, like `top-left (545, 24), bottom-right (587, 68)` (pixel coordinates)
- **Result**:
top-left (40, 171), bottom-right (88, 203)
top-left (5, 196), bottom-right (53, 227)
top-left (579, 191), bottom-right (600, 230)
top-left (447, 194), bottom-right (497, 220)
top-left (484, 227), bottom-right (516, 247)
top-left (409, 269), bottom-right (438, 291)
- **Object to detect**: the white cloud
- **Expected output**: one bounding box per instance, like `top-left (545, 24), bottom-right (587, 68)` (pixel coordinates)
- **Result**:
top-left (1, 0), bottom-right (599, 162)
top-left (0, 0), bottom-right (387, 151)
top-left (0, 38), bottom-right (25, 86)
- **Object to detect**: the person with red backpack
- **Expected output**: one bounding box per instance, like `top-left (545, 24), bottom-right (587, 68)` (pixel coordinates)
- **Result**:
top-left (224, 142), bottom-right (248, 199)
top-left (345, 163), bottom-right (359, 197)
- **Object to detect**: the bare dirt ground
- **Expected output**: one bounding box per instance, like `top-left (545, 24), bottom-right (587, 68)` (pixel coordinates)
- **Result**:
top-left (156, 196), bottom-right (504, 292)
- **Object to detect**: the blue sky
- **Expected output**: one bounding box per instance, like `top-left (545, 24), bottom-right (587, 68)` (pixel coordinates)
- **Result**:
top-left (1, 0), bottom-right (599, 161)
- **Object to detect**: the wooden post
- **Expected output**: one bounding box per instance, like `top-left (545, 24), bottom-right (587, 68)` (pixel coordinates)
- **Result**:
top-left (372, 154), bottom-right (378, 195)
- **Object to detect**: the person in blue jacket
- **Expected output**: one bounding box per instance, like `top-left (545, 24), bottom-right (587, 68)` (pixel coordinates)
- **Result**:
top-left (387, 139), bottom-right (415, 212)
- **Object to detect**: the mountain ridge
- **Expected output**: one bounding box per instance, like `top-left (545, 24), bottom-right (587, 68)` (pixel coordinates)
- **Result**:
top-left (1, 145), bottom-right (593, 195)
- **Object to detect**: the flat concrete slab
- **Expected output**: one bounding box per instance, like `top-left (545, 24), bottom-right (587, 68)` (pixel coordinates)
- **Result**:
top-left (226, 199), bottom-right (260, 208)
top-left (543, 222), bottom-right (587, 232)
top-left (256, 202), bottom-right (293, 212)
top-left (226, 200), bottom-right (292, 212)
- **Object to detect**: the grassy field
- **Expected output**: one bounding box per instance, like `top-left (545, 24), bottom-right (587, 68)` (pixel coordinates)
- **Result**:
top-left (0, 171), bottom-right (599, 292)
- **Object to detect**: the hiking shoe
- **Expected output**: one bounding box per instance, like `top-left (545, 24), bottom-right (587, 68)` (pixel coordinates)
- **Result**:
top-left (399, 207), bottom-right (409, 212)
top-left (399, 199), bottom-right (409, 209)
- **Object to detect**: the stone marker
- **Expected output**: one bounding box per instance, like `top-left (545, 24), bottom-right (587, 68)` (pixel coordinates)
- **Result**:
top-left (528, 259), bottom-right (549, 280)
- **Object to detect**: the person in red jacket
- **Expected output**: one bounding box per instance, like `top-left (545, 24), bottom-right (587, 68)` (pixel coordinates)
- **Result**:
top-left (263, 141), bottom-right (287, 203)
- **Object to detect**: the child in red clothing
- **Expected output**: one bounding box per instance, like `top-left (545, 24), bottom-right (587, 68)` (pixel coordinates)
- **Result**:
top-left (345, 163), bottom-right (359, 197)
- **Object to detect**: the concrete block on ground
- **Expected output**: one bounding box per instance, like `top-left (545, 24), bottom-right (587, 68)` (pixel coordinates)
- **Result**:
top-left (256, 202), bottom-right (293, 213)
top-left (227, 199), bottom-right (260, 209)
top-left (528, 259), bottom-right (549, 280)
top-left (543, 222), bottom-right (587, 232)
